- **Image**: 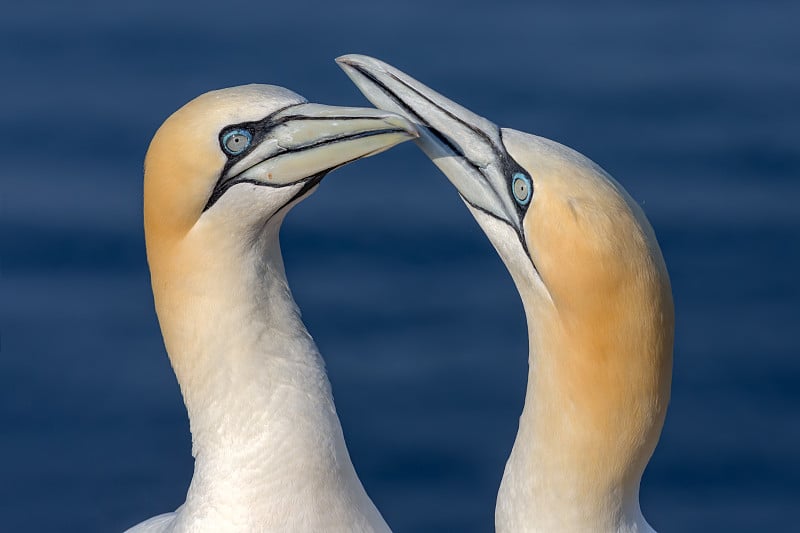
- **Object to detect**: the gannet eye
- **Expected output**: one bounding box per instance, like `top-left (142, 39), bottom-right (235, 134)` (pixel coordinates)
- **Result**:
top-left (221, 129), bottom-right (252, 155)
top-left (512, 172), bottom-right (532, 205)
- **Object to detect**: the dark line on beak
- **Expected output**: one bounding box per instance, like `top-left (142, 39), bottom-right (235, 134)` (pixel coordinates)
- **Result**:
top-left (204, 127), bottom-right (405, 212)
top-left (271, 114), bottom-right (387, 123)
top-left (384, 71), bottom-right (507, 164)
top-left (270, 127), bottom-right (404, 158)
top-left (253, 170), bottom-right (329, 240)
top-left (347, 64), bottom-right (468, 160)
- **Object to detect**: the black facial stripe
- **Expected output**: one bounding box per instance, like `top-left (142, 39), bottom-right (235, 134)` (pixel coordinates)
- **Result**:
top-left (497, 131), bottom-right (532, 220)
top-left (253, 171), bottom-right (329, 237)
top-left (205, 100), bottom-right (302, 212)
top-left (273, 170), bottom-right (327, 214)
top-left (204, 178), bottom-right (281, 212)
top-left (459, 193), bottom-right (538, 276)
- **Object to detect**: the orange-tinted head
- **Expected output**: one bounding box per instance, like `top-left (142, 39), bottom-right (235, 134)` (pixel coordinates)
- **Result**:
top-left (144, 84), bottom-right (417, 266)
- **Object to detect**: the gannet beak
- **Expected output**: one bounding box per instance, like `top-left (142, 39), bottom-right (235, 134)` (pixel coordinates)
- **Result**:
top-left (206, 103), bottom-right (418, 210)
top-left (337, 54), bottom-right (528, 237)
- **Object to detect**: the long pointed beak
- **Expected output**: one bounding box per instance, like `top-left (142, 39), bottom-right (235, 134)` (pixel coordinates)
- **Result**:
top-left (206, 103), bottom-right (418, 210)
top-left (336, 54), bottom-right (527, 235)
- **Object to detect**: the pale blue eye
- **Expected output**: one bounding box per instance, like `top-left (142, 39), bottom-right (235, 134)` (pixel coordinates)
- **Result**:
top-left (221, 129), bottom-right (252, 155)
top-left (512, 172), bottom-right (532, 205)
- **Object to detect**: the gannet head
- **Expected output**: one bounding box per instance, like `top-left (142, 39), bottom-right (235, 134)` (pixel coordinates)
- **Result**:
top-left (339, 55), bottom-right (673, 515)
top-left (143, 84), bottom-right (417, 390)
top-left (144, 84), bottom-right (416, 261)
top-left (337, 57), bottom-right (668, 303)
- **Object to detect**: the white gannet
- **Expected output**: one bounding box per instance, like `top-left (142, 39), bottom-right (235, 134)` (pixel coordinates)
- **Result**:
top-left (127, 84), bottom-right (417, 532)
top-left (338, 55), bottom-right (673, 533)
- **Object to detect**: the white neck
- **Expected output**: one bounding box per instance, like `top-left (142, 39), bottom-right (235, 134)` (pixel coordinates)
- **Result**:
top-left (150, 219), bottom-right (389, 532)
top-left (463, 206), bottom-right (669, 533)
top-left (495, 294), bottom-right (655, 533)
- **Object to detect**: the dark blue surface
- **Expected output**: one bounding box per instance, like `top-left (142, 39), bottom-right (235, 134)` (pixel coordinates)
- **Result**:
top-left (2, 1), bottom-right (799, 531)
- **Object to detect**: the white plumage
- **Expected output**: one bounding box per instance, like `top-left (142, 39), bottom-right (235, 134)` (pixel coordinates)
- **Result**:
top-left (126, 84), bottom-right (416, 532)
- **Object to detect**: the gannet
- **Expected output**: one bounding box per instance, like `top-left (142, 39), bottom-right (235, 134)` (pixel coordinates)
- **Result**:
top-left (338, 55), bottom-right (673, 533)
top-left (127, 84), bottom-right (417, 532)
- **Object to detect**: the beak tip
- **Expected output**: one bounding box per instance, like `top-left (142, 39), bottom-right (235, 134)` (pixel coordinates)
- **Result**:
top-left (335, 54), bottom-right (361, 66)
top-left (335, 54), bottom-right (388, 75)
top-left (334, 54), bottom-right (351, 65)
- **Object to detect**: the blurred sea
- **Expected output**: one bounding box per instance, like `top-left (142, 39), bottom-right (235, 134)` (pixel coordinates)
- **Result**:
top-left (2, 1), bottom-right (799, 531)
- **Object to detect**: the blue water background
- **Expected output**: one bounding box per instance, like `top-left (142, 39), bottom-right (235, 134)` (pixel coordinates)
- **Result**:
top-left (2, 1), bottom-right (799, 531)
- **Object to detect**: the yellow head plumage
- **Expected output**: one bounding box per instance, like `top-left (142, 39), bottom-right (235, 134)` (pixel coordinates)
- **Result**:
top-left (143, 83), bottom-right (416, 381)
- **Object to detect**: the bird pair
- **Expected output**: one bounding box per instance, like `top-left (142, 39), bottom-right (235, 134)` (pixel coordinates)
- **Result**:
top-left (129, 55), bottom-right (673, 533)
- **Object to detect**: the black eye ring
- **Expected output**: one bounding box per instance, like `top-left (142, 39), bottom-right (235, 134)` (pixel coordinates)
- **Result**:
top-left (512, 172), bottom-right (532, 205)
top-left (221, 129), bottom-right (252, 156)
